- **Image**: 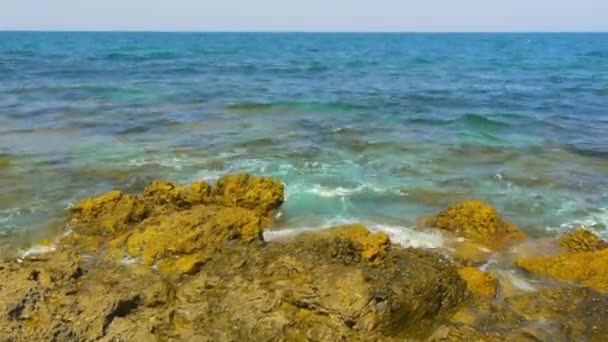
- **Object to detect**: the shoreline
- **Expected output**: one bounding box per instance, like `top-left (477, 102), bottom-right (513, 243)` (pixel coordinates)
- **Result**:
top-left (1, 173), bottom-right (607, 340)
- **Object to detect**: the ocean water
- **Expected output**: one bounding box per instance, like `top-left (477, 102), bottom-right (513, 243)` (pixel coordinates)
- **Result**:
top-left (1, 32), bottom-right (608, 246)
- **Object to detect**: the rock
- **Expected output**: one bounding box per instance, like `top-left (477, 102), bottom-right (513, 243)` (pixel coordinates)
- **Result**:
top-left (0, 250), bottom-right (171, 342)
top-left (124, 205), bottom-right (263, 276)
top-left (11, 173), bottom-right (608, 341)
top-left (297, 224), bottom-right (391, 265)
top-left (448, 240), bottom-right (495, 265)
top-left (450, 295), bottom-right (524, 329)
top-left (212, 173), bottom-right (284, 217)
top-left (515, 248), bottom-right (608, 293)
top-left (428, 324), bottom-right (539, 342)
top-left (166, 225), bottom-right (467, 340)
top-left (64, 173), bottom-right (284, 254)
top-left (69, 190), bottom-right (148, 238)
top-left (559, 228), bottom-right (607, 253)
top-left (143, 179), bottom-right (212, 210)
top-left (426, 200), bottom-right (525, 248)
top-left (457, 267), bottom-right (498, 298)
top-left (505, 288), bottom-right (608, 340)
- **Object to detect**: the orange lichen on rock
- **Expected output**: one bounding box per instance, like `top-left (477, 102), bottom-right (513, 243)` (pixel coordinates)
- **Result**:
top-left (425, 200), bottom-right (525, 248)
top-left (458, 267), bottom-right (498, 298)
top-left (515, 248), bottom-right (608, 293)
top-left (559, 228), bottom-right (607, 253)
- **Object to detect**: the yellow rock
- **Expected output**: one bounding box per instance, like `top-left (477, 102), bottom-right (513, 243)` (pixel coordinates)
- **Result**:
top-left (515, 248), bottom-right (608, 293)
top-left (159, 253), bottom-right (207, 275)
top-left (124, 205), bottom-right (263, 275)
top-left (144, 180), bottom-right (212, 209)
top-left (301, 224), bottom-right (391, 265)
top-left (212, 173), bottom-right (284, 217)
top-left (72, 190), bottom-right (123, 215)
top-left (559, 228), bottom-right (607, 253)
top-left (70, 191), bottom-right (147, 237)
top-left (458, 267), bottom-right (498, 298)
top-left (428, 200), bottom-right (525, 248)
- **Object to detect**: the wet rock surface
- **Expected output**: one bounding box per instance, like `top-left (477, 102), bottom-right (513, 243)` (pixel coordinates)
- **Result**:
top-left (1, 176), bottom-right (608, 341)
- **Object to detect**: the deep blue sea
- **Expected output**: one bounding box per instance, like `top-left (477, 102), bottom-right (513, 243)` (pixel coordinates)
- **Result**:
top-left (1, 32), bottom-right (608, 247)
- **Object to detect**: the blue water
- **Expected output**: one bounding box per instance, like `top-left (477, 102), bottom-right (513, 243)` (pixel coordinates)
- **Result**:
top-left (1, 32), bottom-right (608, 244)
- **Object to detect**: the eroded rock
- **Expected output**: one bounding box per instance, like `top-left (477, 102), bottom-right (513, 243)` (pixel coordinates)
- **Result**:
top-left (124, 205), bottom-right (263, 276)
top-left (559, 228), bottom-right (607, 253)
top-left (425, 200), bottom-right (526, 248)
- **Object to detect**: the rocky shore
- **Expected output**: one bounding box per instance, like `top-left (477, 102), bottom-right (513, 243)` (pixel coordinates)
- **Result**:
top-left (1, 173), bottom-right (607, 341)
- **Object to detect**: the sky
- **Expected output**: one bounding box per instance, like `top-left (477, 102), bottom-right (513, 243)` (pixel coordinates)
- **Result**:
top-left (1, 0), bottom-right (607, 32)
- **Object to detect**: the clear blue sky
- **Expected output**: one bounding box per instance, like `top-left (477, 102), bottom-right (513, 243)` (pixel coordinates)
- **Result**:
top-left (2, 0), bottom-right (607, 32)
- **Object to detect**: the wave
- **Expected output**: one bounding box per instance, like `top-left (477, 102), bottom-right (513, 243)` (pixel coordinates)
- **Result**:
top-left (264, 220), bottom-right (444, 249)
top-left (406, 117), bottom-right (454, 126)
top-left (564, 144), bottom-right (608, 159)
top-left (461, 113), bottom-right (511, 130)
top-left (225, 101), bottom-right (368, 114)
top-left (102, 51), bottom-right (179, 62)
top-left (289, 183), bottom-right (403, 199)
top-left (551, 207), bottom-right (608, 240)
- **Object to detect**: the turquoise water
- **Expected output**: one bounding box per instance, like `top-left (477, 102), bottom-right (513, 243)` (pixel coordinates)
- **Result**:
top-left (1, 32), bottom-right (608, 245)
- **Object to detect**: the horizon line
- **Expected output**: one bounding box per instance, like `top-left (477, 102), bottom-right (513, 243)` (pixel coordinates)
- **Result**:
top-left (1, 29), bottom-right (607, 34)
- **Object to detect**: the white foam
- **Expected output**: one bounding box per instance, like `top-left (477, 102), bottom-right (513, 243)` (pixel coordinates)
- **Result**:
top-left (499, 270), bottom-right (537, 292)
top-left (264, 219), bottom-right (444, 249)
top-left (548, 207), bottom-right (608, 239)
top-left (17, 243), bottom-right (57, 259)
top-left (369, 224), bottom-right (444, 249)
top-left (294, 183), bottom-right (402, 199)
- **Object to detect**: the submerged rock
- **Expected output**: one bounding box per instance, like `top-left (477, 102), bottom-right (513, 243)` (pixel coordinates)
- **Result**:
top-left (425, 200), bottom-right (525, 248)
top-left (559, 228), bottom-right (607, 253)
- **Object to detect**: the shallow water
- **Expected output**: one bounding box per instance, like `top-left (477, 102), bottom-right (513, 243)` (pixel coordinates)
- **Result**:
top-left (1, 32), bottom-right (608, 245)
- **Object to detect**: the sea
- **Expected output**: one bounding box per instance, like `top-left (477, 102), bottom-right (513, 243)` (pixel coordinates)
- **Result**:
top-left (1, 32), bottom-right (608, 248)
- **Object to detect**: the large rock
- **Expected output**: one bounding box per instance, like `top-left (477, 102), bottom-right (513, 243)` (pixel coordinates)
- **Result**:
top-left (505, 288), bottom-right (608, 340)
top-left (559, 228), bottom-right (607, 253)
top-left (515, 248), bottom-right (608, 293)
top-left (1, 224), bottom-right (467, 341)
top-left (0, 251), bottom-right (171, 341)
top-left (164, 224), bottom-right (467, 340)
top-left (425, 200), bottom-right (525, 248)
top-left (64, 173), bottom-right (284, 253)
